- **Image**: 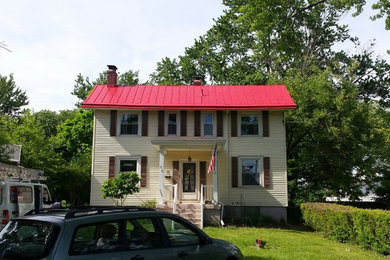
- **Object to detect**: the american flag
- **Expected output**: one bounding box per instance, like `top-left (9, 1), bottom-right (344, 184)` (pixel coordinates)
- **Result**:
top-left (207, 144), bottom-right (217, 174)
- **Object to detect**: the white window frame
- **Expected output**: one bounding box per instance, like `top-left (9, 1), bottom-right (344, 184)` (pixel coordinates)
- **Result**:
top-left (118, 111), bottom-right (141, 136)
top-left (238, 157), bottom-right (263, 187)
top-left (202, 111), bottom-right (216, 137)
top-left (165, 111), bottom-right (179, 136)
top-left (116, 156), bottom-right (141, 178)
top-left (239, 112), bottom-right (261, 136)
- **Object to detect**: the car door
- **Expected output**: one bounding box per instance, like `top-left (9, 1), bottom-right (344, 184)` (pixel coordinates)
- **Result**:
top-left (67, 221), bottom-right (122, 260)
top-left (120, 217), bottom-right (173, 260)
top-left (16, 185), bottom-right (34, 216)
top-left (160, 217), bottom-right (219, 260)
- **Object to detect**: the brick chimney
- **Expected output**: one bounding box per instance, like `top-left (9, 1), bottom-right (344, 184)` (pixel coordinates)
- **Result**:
top-left (193, 76), bottom-right (202, 86)
top-left (107, 65), bottom-right (118, 86)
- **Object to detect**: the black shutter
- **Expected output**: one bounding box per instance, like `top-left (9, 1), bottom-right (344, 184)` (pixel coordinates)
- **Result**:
top-left (109, 156), bottom-right (116, 178)
top-left (110, 110), bottom-right (117, 136)
top-left (262, 111), bottom-right (269, 137)
top-left (200, 161), bottom-right (206, 185)
top-left (217, 111), bottom-right (223, 137)
top-left (231, 157), bottom-right (238, 187)
top-left (141, 156), bottom-right (147, 187)
top-left (158, 111), bottom-right (165, 136)
top-left (264, 157), bottom-right (271, 188)
top-left (142, 111), bottom-right (148, 136)
top-left (180, 111), bottom-right (187, 136)
top-left (194, 111), bottom-right (201, 136)
top-left (231, 111), bottom-right (237, 137)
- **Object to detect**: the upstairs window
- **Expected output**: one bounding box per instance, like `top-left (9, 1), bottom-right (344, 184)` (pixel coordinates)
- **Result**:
top-left (167, 112), bottom-right (178, 135)
top-left (241, 115), bottom-right (259, 136)
top-left (120, 113), bottom-right (139, 135)
top-left (203, 113), bottom-right (214, 136)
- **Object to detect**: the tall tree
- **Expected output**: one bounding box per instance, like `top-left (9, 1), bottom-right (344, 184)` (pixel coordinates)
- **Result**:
top-left (149, 0), bottom-right (390, 204)
top-left (0, 74), bottom-right (28, 116)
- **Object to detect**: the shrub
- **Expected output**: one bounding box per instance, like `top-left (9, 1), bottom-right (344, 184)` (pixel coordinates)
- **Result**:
top-left (140, 199), bottom-right (157, 209)
top-left (301, 202), bottom-right (390, 255)
top-left (101, 171), bottom-right (140, 206)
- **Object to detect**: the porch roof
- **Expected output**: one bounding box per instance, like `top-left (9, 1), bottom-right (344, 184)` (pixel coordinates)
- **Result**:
top-left (151, 139), bottom-right (225, 151)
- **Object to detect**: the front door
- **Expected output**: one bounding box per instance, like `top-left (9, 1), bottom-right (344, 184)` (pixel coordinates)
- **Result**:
top-left (182, 162), bottom-right (198, 200)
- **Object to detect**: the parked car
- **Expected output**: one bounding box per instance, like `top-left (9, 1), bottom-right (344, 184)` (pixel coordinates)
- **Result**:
top-left (0, 180), bottom-right (52, 229)
top-left (0, 207), bottom-right (243, 260)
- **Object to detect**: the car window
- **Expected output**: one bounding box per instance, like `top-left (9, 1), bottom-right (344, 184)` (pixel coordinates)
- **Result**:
top-left (17, 186), bottom-right (33, 203)
top-left (125, 218), bottom-right (162, 250)
top-left (0, 220), bottom-right (60, 259)
top-left (162, 218), bottom-right (200, 246)
top-left (69, 221), bottom-right (120, 255)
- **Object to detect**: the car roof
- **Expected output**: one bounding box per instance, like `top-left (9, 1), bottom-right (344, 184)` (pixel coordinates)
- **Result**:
top-left (17, 207), bottom-right (179, 224)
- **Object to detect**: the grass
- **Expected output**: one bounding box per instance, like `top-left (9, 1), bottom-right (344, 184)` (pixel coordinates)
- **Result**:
top-left (204, 226), bottom-right (389, 260)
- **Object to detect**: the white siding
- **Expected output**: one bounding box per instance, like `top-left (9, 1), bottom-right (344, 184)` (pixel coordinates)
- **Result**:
top-left (91, 110), bottom-right (288, 207)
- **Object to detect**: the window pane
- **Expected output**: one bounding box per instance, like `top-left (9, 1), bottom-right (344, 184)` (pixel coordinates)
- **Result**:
top-left (168, 113), bottom-right (176, 124)
top-left (43, 188), bottom-right (50, 203)
top-left (17, 186), bottom-right (33, 203)
top-left (70, 222), bottom-right (120, 255)
top-left (121, 114), bottom-right (138, 135)
top-left (204, 124), bottom-right (213, 135)
top-left (10, 186), bottom-right (17, 203)
top-left (168, 124), bottom-right (177, 135)
top-left (204, 114), bottom-right (213, 124)
top-left (0, 220), bottom-right (60, 259)
top-left (162, 218), bottom-right (199, 246)
top-left (120, 160), bottom-right (137, 172)
top-left (125, 218), bottom-right (162, 250)
top-left (204, 114), bottom-right (213, 135)
top-left (168, 113), bottom-right (177, 135)
top-left (241, 159), bottom-right (259, 185)
top-left (241, 115), bottom-right (258, 135)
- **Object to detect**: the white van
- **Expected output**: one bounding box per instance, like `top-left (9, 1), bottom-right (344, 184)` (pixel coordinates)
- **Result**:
top-left (0, 163), bottom-right (53, 228)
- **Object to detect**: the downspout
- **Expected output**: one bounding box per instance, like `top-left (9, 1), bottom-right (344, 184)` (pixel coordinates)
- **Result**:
top-left (90, 112), bottom-right (96, 204)
top-left (222, 110), bottom-right (230, 226)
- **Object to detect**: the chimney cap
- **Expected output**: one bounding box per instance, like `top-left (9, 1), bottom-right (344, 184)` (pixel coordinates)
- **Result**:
top-left (107, 65), bottom-right (118, 70)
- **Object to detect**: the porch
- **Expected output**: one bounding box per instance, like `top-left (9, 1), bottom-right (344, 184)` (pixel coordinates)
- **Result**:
top-left (151, 140), bottom-right (225, 228)
top-left (157, 184), bottom-right (223, 228)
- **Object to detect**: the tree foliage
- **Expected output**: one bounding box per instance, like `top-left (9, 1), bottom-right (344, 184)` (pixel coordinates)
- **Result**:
top-left (72, 69), bottom-right (140, 107)
top-left (150, 0), bottom-right (390, 204)
top-left (101, 172), bottom-right (141, 206)
top-left (0, 74), bottom-right (28, 116)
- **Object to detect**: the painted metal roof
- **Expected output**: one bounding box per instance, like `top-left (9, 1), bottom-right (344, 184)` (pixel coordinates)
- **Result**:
top-left (81, 84), bottom-right (296, 110)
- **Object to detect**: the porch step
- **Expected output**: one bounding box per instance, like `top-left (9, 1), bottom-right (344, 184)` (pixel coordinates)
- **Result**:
top-left (156, 203), bottom-right (202, 228)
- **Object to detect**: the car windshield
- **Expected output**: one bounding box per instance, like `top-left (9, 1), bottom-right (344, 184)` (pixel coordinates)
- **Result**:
top-left (0, 220), bottom-right (60, 259)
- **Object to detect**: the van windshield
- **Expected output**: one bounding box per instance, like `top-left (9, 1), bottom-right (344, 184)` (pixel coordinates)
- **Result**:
top-left (0, 220), bottom-right (60, 259)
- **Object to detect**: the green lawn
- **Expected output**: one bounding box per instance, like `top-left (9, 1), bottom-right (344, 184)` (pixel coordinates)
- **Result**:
top-left (204, 227), bottom-right (389, 260)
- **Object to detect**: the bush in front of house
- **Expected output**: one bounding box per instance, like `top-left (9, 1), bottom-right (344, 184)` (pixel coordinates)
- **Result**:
top-left (301, 202), bottom-right (390, 255)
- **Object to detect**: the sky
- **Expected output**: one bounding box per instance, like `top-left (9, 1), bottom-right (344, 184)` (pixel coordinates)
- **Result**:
top-left (0, 1), bottom-right (389, 112)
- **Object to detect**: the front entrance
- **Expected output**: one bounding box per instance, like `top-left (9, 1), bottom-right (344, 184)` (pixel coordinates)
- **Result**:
top-left (181, 162), bottom-right (198, 200)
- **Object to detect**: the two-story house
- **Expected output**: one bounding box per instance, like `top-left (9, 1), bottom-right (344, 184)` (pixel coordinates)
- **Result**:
top-left (81, 65), bottom-right (296, 226)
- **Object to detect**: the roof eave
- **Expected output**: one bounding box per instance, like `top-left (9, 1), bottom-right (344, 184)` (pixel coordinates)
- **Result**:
top-left (80, 104), bottom-right (297, 110)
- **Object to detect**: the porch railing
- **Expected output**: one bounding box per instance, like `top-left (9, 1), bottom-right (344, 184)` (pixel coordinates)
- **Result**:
top-left (200, 184), bottom-right (213, 229)
top-left (164, 183), bottom-right (178, 214)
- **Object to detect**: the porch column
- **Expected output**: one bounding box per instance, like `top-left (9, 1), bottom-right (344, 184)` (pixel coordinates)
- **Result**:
top-left (213, 148), bottom-right (219, 202)
top-left (158, 147), bottom-right (165, 206)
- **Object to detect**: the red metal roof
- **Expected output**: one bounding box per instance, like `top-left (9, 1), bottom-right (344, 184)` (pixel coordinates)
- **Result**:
top-left (81, 84), bottom-right (297, 110)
